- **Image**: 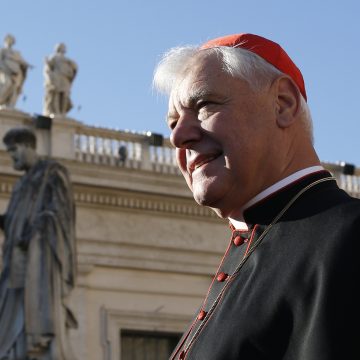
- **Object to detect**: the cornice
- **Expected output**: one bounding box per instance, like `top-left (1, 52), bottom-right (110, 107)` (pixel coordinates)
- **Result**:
top-left (74, 183), bottom-right (217, 219)
top-left (0, 173), bottom-right (218, 220)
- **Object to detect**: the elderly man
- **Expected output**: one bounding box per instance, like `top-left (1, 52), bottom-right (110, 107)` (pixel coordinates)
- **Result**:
top-left (153, 34), bottom-right (360, 359)
top-left (0, 128), bottom-right (77, 359)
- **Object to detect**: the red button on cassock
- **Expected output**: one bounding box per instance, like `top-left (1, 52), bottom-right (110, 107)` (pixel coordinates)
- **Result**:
top-left (179, 350), bottom-right (185, 359)
top-left (197, 310), bottom-right (207, 320)
top-left (216, 272), bottom-right (228, 282)
top-left (233, 235), bottom-right (244, 246)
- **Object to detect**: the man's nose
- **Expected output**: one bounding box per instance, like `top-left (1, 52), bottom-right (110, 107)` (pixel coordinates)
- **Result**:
top-left (170, 115), bottom-right (202, 149)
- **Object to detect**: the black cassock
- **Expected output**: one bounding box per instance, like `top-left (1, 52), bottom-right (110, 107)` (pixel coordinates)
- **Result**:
top-left (172, 170), bottom-right (360, 360)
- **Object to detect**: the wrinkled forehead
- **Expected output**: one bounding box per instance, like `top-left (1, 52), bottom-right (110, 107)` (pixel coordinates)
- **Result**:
top-left (169, 51), bottom-right (224, 105)
top-left (177, 50), bottom-right (222, 82)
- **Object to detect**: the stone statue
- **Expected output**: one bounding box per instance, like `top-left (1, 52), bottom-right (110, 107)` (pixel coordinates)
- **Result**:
top-left (0, 128), bottom-right (77, 359)
top-left (43, 43), bottom-right (78, 117)
top-left (0, 34), bottom-right (31, 108)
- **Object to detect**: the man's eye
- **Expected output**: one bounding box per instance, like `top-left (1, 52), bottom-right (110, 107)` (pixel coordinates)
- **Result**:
top-left (168, 120), bottom-right (177, 130)
top-left (197, 102), bottom-right (215, 120)
top-left (197, 101), bottom-right (211, 110)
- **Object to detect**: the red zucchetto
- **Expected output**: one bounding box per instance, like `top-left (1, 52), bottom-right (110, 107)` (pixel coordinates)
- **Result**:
top-left (201, 33), bottom-right (307, 100)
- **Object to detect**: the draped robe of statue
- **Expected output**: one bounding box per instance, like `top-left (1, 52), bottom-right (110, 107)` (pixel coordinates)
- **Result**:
top-left (0, 43), bottom-right (29, 108)
top-left (0, 159), bottom-right (77, 359)
top-left (43, 49), bottom-right (77, 117)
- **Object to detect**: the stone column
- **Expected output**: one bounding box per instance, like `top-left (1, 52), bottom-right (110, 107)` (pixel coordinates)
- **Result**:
top-left (49, 116), bottom-right (80, 160)
top-left (140, 140), bottom-right (152, 171)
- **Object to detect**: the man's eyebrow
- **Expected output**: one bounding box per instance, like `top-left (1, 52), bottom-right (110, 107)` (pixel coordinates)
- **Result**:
top-left (185, 88), bottom-right (212, 106)
top-left (166, 111), bottom-right (177, 125)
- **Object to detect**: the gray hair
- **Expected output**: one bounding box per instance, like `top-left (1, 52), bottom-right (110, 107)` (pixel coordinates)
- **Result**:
top-left (153, 45), bottom-right (313, 141)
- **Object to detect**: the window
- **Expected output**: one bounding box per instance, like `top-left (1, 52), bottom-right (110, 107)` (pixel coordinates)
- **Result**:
top-left (120, 329), bottom-right (181, 360)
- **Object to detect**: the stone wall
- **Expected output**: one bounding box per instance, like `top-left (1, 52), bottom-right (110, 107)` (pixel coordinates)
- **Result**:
top-left (0, 109), bottom-right (228, 359)
top-left (1, 109), bottom-right (359, 359)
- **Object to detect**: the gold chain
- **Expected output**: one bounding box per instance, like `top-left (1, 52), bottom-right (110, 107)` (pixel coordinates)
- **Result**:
top-left (183, 176), bottom-right (336, 354)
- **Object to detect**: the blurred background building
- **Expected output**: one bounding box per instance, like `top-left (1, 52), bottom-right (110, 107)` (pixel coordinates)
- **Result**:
top-left (0, 109), bottom-right (359, 360)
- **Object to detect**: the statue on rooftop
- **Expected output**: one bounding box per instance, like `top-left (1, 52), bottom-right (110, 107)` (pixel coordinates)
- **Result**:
top-left (43, 43), bottom-right (78, 117)
top-left (0, 34), bottom-right (31, 109)
top-left (0, 127), bottom-right (78, 359)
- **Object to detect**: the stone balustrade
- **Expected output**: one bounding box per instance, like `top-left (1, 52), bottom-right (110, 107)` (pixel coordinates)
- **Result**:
top-left (71, 125), bottom-right (360, 198)
top-left (0, 110), bottom-right (359, 197)
top-left (74, 123), bottom-right (180, 175)
top-left (1, 109), bottom-right (360, 360)
top-left (322, 162), bottom-right (360, 198)
top-left (72, 124), bottom-right (360, 198)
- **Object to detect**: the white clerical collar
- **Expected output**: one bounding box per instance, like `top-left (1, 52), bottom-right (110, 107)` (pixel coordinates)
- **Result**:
top-left (229, 165), bottom-right (325, 230)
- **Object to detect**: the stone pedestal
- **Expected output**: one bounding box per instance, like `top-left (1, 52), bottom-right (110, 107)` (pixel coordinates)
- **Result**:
top-left (49, 115), bottom-right (79, 160)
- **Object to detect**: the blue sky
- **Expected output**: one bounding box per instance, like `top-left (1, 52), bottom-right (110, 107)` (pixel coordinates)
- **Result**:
top-left (2, 0), bottom-right (360, 165)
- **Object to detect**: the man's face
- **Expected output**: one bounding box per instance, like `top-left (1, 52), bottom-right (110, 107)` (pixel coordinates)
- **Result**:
top-left (167, 52), bottom-right (282, 218)
top-left (6, 143), bottom-right (35, 171)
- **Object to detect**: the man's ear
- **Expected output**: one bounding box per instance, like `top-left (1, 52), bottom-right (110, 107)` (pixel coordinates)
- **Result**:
top-left (273, 76), bottom-right (302, 128)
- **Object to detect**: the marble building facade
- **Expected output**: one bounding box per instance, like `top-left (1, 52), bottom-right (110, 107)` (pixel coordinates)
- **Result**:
top-left (0, 110), bottom-right (359, 359)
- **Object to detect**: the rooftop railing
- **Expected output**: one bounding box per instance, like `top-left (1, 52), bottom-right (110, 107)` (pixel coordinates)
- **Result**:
top-left (73, 124), bottom-right (360, 198)
top-left (74, 124), bottom-right (180, 175)
top-left (322, 162), bottom-right (360, 198)
top-left (0, 111), bottom-right (359, 197)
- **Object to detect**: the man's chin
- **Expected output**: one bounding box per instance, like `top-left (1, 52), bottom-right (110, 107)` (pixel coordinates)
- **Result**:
top-left (193, 195), bottom-right (210, 207)
top-left (192, 184), bottom-right (214, 206)
top-left (193, 195), bottom-right (229, 219)
top-left (192, 182), bottom-right (233, 219)
top-left (193, 191), bottom-right (223, 214)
